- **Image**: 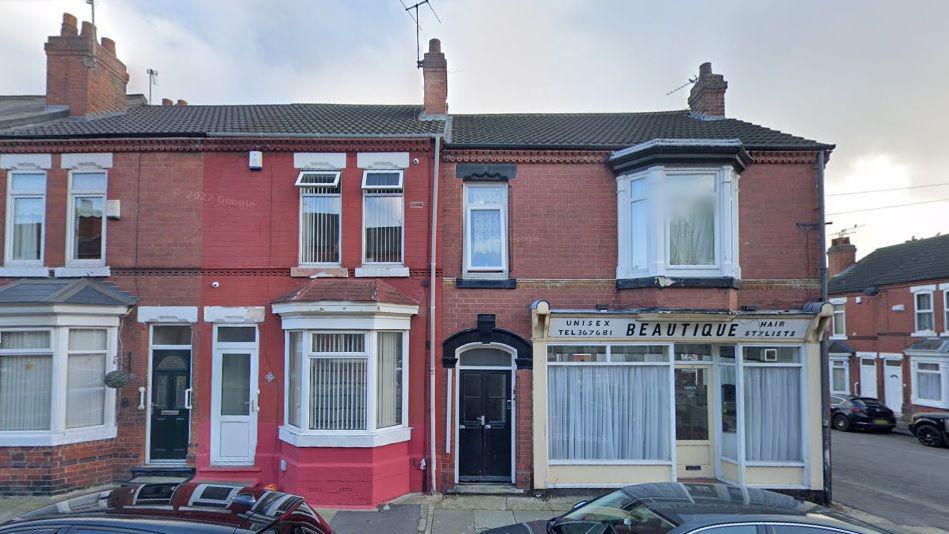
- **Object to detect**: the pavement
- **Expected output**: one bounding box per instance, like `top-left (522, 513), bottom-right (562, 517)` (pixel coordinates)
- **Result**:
top-left (831, 426), bottom-right (949, 531)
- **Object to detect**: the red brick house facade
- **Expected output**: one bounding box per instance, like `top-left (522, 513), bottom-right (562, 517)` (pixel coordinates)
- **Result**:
top-left (827, 234), bottom-right (949, 417)
top-left (0, 14), bottom-right (836, 504)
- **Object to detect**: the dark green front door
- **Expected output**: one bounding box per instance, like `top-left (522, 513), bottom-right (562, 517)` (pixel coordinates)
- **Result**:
top-left (150, 349), bottom-right (191, 460)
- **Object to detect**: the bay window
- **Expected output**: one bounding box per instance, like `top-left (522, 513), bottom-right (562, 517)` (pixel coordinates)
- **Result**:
top-left (298, 172), bottom-right (341, 265)
top-left (616, 165), bottom-right (739, 281)
top-left (0, 326), bottom-right (117, 445)
top-left (362, 171), bottom-right (404, 264)
top-left (911, 359), bottom-right (948, 408)
top-left (547, 344), bottom-right (671, 462)
top-left (283, 330), bottom-right (408, 446)
top-left (67, 171), bottom-right (107, 264)
top-left (4, 171), bottom-right (46, 265)
top-left (464, 184), bottom-right (508, 276)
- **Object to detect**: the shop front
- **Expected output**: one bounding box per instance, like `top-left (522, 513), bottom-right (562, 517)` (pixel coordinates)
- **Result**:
top-left (530, 301), bottom-right (830, 496)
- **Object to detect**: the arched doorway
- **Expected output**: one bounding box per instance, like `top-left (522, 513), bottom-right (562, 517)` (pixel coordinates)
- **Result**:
top-left (456, 345), bottom-right (516, 483)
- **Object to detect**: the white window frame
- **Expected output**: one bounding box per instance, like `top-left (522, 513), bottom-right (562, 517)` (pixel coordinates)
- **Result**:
top-left (911, 285), bottom-right (936, 337)
top-left (4, 170), bottom-right (46, 266)
top-left (280, 329), bottom-right (409, 447)
top-left (297, 171), bottom-right (342, 266)
top-left (616, 165), bottom-right (739, 280)
top-left (909, 357), bottom-right (949, 409)
top-left (65, 170), bottom-right (108, 267)
top-left (361, 170), bottom-right (405, 266)
top-left (295, 170), bottom-right (340, 188)
top-left (829, 297), bottom-right (847, 339)
top-left (462, 182), bottom-right (509, 277)
top-left (829, 355), bottom-right (850, 395)
top-left (0, 325), bottom-right (118, 447)
top-left (941, 283), bottom-right (949, 337)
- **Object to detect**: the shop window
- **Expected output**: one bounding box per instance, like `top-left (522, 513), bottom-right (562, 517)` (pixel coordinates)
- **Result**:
top-left (743, 346), bottom-right (803, 463)
top-left (4, 171), bottom-right (46, 265)
top-left (67, 171), bottom-right (107, 265)
top-left (914, 291), bottom-right (935, 334)
top-left (298, 172), bottom-right (341, 265)
top-left (547, 344), bottom-right (671, 461)
top-left (617, 166), bottom-right (739, 281)
top-left (463, 183), bottom-right (508, 277)
top-left (362, 171), bottom-right (404, 264)
top-left (0, 327), bottom-right (117, 445)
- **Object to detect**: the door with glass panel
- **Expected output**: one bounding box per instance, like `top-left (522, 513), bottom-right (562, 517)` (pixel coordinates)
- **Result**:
top-left (674, 344), bottom-right (713, 478)
top-left (149, 325), bottom-right (192, 462)
top-left (211, 326), bottom-right (259, 465)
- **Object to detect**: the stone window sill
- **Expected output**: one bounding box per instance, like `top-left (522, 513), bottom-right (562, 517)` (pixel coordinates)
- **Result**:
top-left (0, 425), bottom-right (117, 447)
top-left (290, 266), bottom-right (349, 278)
top-left (616, 276), bottom-right (740, 290)
top-left (455, 278), bottom-right (517, 289)
top-left (0, 266), bottom-right (50, 278)
top-left (54, 266), bottom-right (111, 278)
top-left (355, 265), bottom-right (409, 278)
top-left (278, 425), bottom-right (411, 448)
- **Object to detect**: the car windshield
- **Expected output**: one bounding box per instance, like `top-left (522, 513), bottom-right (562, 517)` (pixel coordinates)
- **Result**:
top-left (553, 490), bottom-right (677, 534)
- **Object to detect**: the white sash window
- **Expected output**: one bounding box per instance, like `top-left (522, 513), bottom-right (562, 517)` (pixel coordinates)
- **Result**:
top-left (464, 184), bottom-right (508, 276)
top-left (362, 171), bottom-right (404, 265)
top-left (67, 171), bottom-right (107, 264)
top-left (4, 172), bottom-right (46, 264)
top-left (298, 172), bottom-right (341, 265)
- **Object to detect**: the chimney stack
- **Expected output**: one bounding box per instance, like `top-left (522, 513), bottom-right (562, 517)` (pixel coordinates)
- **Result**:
top-left (688, 62), bottom-right (727, 117)
top-left (162, 98), bottom-right (173, 106)
top-left (827, 236), bottom-right (857, 277)
top-left (421, 38), bottom-right (447, 116)
top-left (45, 12), bottom-right (129, 116)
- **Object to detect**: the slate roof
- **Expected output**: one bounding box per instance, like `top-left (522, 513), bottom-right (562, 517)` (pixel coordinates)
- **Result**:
top-left (0, 103), bottom-right (446, 139)
top-left (0, 278), bottom-right (136, 306)
top-left (0, 94), bottom-right (146, 131)
top-left (274, 279), bottom-right (419, 307)
top-left (448, 110), bottom-right (829, 150)
top-left (829, 340), bottom-right (856, 354)
top-left (829, 234), bottom-right (949, 294)
top-left (906, 337), bottom-right (949, 354)
top-left (0, 102), bottom-right (830, 150)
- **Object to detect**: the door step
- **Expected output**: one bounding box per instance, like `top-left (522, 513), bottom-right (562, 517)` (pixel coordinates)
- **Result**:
top-left (448, 483), bottom-right (524, 495)
top-left (129, 464), bottom-right (196, 482)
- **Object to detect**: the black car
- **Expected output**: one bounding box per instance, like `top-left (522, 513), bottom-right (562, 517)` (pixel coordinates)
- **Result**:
top-left (830, 395), bottom-right (896, 432)
top-left (483, 483), bottom-right (887, 534)
top-left (909, 411), bottom-right (949, 448)
top-left (0, 481), bottom-right (333, 533)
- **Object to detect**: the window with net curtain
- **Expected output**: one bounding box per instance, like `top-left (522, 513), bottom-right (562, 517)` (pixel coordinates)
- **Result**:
top-left (0, 330), bottom-right (52, 431)
top-left (286, 331), bottom-right (405, 433)
top-left (69, 172), bottom-right (107, 262)
top-left (743, 347), bottom-right (803, 463)
top-left (67, 329), bottom-right (108, 428)
top-left (6, 172), bottom-right (46, 263)
top-left (915, 362), bottom-right (942, 401)
top-left (547, 345), bottom-right (671, 461)
top-left (465, 185), bottom-right (506, 273)
top-left (667, 173), bottom-right (716, 267)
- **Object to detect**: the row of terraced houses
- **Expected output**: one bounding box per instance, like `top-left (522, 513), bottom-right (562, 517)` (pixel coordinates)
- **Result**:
top-left (0, 13), bottom-right (838, 506)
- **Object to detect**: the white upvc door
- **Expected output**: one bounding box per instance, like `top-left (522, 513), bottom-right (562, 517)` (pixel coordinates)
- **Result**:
top-left (211, 333), bottom-right (259, 465)
top-left (859, 355), bottom-right (878, 398)
top-left (883, 356), bottom-right (904, 415)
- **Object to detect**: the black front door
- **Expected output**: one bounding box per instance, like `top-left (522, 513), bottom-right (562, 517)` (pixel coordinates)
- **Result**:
top-left (150, 349), bottom-right (191, 460)
top-left (459, 369), bottom-right (512, 482)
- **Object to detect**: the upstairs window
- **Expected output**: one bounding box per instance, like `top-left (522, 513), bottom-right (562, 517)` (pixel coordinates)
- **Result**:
top-left (617, 166), bottom-right (738, 281)
top-left (914, 290), bottom-right (935, 334)
top-left (67, 171), bottom-right (107, 264)
top-left (362, 171), bottom-right (404, 264)
top-left (464, 184), bottom-right (508, 275)
top-left (4, 171), bottom-right (46, 264)
top-left (831, 299), bottom-right (846, 338)
top-left (298, 172), bottom-right (341, 265)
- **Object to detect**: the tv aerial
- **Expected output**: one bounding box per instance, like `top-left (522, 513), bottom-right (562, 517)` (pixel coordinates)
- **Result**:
top-left (400, 0), bottom-right (441, 67)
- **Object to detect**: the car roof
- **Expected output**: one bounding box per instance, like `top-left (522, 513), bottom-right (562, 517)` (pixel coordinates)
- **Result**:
top-left (615, 483), bottom-right (883, 533)
top-left (0, 482), bottom-right (304, 533)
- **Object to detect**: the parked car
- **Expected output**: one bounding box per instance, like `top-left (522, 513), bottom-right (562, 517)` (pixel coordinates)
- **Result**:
top-left (0, 481), bottom-right (333, 533)
top-left (909, 411), bottom-right (949, 448)
top-left (830, 395), bottom-right (896, 432)
top-left (482, 482), bottom-right (887, 534)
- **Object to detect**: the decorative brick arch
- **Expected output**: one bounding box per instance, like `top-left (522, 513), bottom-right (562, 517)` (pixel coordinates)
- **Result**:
top-left (442, 314), bottom-right (532, 370)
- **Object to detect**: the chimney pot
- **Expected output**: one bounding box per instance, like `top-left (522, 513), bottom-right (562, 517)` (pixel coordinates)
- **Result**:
top-left (688, 61), bottom-right (727, 117)
top-left (100, 37), bottom-right (116, 55)
top-left (80, 20), bottom-right (96, 40)
top-left (176, 99), bottom-right (188, 106)
top-left (162, 98), bottom-right (174, 106)
top-left (421, 38), bottom-right (448, 116)
top-left (61, 12), bottom-right (78, 36)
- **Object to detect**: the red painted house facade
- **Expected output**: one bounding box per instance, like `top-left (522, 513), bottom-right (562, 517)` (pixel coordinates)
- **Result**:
top-left (0, 13), bottom-right (837, 505)
top-left (827, 234), bottom-right (949, 417)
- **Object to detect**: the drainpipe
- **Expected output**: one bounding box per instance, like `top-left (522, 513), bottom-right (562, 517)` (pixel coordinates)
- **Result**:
top-left (817, 149), bottom-right (832, 504)
top-left (428, 135), bottom-right (442, 495)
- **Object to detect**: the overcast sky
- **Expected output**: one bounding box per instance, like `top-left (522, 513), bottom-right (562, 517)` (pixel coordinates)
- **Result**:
top-left (2, 0), bottom-right (946, 259)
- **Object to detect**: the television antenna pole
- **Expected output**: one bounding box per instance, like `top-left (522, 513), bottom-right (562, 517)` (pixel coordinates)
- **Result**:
top-left (86, 0), bottom-right (96, 26)
top-left (401, 0), bottom-right (441, 67)
top-left (146, 68), bottom-right (159, 104)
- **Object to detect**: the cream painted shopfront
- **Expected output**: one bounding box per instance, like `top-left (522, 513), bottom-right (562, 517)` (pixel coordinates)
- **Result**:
top-left (530, 302), bottom-right (830, 492)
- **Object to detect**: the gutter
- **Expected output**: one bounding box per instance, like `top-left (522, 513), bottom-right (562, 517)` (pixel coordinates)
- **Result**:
top-left (428, 134), bottom-right (442, 495)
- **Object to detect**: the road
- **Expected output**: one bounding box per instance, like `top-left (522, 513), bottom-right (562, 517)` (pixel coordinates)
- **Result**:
top-left (832, 428), bottom-right (949, 529)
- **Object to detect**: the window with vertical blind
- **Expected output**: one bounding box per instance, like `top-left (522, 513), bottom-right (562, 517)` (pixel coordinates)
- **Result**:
top-left (4, 171), bottom-right (46, 264)
top-left (67, 171), bottom-right (107, 264)
top-left (362, 171), bottom-right (404, 264)
top-left (298, 172), bottom-right (341, 265)
top-left (284, 330), bottom-right (408, 440)
top-left (0, 326), bottom-right (117, 445)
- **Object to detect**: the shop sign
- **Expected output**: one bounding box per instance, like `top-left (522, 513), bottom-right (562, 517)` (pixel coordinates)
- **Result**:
top-left (549, 316), bottom-right (812, 341)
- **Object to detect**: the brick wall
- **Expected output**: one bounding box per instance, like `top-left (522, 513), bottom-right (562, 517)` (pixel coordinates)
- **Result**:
top-left (0, 439), bottom-right (117, 496)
